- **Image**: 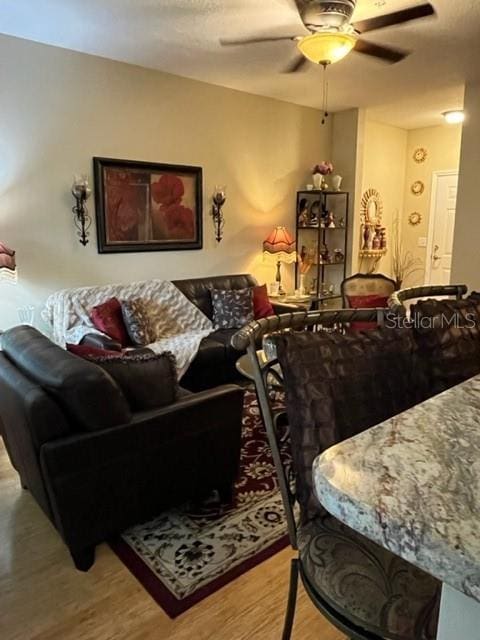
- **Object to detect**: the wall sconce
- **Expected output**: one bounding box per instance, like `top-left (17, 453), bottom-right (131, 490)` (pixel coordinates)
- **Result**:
top-left (212, 185), bottom-right (226, 242)
top-left (71, 175), bottom-right (92, 246)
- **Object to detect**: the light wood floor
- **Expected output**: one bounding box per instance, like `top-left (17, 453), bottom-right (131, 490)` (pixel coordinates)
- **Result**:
top-left (0, 439), bottom-right (345, 640)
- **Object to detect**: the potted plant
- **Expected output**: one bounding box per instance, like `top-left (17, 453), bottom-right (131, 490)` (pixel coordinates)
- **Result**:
top-left (391, 215), bottom-right (423, 288)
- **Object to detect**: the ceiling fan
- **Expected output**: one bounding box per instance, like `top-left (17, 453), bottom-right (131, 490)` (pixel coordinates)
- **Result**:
top-left (220, 1), bottom-right (436, 72)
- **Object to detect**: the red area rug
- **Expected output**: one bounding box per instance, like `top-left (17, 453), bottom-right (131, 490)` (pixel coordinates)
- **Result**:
top-left (110, 388), bottom-right (290, 618)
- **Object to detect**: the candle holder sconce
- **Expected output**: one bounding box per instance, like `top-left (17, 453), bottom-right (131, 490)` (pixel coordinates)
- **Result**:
top-left (212, 185), bottom-right (226, 243)
top-left (72, 175), bottom-right (92, 246)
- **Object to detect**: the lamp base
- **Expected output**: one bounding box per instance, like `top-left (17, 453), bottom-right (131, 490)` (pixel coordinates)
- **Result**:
top-left (276, 260), bottom-right (285, 295)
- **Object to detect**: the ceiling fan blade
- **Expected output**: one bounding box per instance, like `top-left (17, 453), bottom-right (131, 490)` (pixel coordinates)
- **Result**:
top-left (283, 55), bottom-right (309, 73)
top-left (353, 3), bottom-right (435, 34)
top-left (354, 39), bottom-right (409, 64)
top-left (220, 35), bottom-right (299, 46)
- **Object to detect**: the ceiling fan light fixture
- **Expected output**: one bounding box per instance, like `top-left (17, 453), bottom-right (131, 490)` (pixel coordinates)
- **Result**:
top-left (442, 110), bottom-right (465, 124)
top-left (297, 31), bottom-right (357, 65)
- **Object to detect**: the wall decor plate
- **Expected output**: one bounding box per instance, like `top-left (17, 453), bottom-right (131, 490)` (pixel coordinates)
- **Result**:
top-left (411, 180), bottom-right (425, 196)
top-left (408, 212), bottom-right (422, 226)
top-left (413, 148), bottom-right (428, 163)
top-left (94, 157), bottom-right (203, 253)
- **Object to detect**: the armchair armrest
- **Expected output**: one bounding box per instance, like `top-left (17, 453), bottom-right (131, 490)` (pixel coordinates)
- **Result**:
top-left (80, 332), bottom-right (122, 352)
top-left (40, 384), bottom-right (245, 477)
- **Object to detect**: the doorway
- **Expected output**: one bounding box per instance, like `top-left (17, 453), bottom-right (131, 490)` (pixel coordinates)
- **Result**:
top-left (425, 171), bottom-right (459, 285)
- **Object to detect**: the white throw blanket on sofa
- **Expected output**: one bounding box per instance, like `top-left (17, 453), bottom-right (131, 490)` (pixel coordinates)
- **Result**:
top-left (42, 279), bottom-right (213, 379)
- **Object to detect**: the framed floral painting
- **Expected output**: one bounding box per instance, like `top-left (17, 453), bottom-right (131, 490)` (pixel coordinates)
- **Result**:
top-left (93, 157), bottom-right (203, 253)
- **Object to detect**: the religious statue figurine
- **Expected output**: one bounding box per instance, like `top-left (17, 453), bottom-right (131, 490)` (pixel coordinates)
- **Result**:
top-left (297, 198), bottom-right (309, 227)
top-left (320, 243), bottom-right (330, 264)
top-left (380, 227), bottom-right (387, 250)
top-left (363, 224), bottom-right (370, 250)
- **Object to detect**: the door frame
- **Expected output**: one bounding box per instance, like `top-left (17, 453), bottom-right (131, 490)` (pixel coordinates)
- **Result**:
top-left (425, 170), bottom-right (459, 284)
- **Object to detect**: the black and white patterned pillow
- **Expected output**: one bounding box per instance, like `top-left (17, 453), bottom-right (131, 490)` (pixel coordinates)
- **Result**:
top-left (121, 299), bottom-right (154, 346)
top-left (211, 288), bottom-right (254, 330)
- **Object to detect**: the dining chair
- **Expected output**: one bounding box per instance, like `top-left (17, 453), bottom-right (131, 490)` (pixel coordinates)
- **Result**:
top-left (232, 309), bottom-right (440, 640)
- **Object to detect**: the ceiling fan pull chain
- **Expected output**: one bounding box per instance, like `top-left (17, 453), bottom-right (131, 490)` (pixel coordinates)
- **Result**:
top-left (321, 62), bottom-right (329, 125)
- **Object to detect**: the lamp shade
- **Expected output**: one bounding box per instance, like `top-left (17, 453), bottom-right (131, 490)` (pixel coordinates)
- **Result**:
top-left (297, 32), bottom-right (356, 65)
top-left (263, 226), bottom-right (297, 264)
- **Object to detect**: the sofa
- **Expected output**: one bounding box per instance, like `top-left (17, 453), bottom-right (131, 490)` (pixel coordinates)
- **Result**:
top-left (0, 325), bottom-right (245, 571)
top-left (172, 274), bottom-right (296, 390)
top-left (81, 274), bottom-right (297, 391)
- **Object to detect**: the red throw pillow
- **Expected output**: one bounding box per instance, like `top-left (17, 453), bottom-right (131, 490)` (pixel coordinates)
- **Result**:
top-left (90, 297), bottom-right (130, 346)
top-left (67, 343), bottom-right (122, 358)
top-left (253, 284), bottom-right (275, 319)
top-left (347, 294), bottom-right (389, 332)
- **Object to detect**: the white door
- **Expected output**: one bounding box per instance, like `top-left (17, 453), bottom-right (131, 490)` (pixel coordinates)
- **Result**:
top-left (427, 172), bottom-right (458, 285)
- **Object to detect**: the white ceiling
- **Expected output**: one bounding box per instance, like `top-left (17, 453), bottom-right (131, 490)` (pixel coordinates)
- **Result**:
top-left (0, 0), bottom-right (476, 129)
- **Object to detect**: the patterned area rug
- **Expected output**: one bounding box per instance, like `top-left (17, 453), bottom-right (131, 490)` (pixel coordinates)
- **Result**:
top-left (110, 388), bottom-right (291, 618)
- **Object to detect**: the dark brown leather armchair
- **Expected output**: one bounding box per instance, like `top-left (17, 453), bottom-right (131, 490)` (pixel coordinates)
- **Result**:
top-left (0, 326), bottom-right (244, 571)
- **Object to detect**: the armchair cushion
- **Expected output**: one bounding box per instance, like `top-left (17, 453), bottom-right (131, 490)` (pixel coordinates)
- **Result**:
top-left (88, 351), bottom-right (178, 411)
top-left (90, 297), bottom-right (130, 346)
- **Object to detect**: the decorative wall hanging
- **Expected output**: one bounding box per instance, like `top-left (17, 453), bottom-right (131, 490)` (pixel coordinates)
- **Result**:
top-left (94, 158), bottom-right (203, 253)
top-left (408, 212), bottom-right (422, 226)
top-left (360, 188), bottom-right (383, 226)
top-left (413, 148), bottom-right (428, 163)
top-left (359, 189), bottom-right (387, 260)
top-left (212, 186), bottom-right (226, 242)
top-left (71, 175), bottom-right (92, 246)
top-left (411, 180), bottom-right (425, 196)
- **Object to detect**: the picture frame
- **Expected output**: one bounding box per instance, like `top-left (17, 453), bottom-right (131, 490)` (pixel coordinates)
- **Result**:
top-left (93, 157), bottom-right (203, 253)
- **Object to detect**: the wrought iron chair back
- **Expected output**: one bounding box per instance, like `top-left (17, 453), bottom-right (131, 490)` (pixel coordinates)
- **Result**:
top-left (231, 308), bottom-right (385, 550)
top-left (388, 284), bottom-right (467, 316)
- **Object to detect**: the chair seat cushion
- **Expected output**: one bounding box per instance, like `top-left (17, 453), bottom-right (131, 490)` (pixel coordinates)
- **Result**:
top-left (299, 513), bottom-right (440, 640)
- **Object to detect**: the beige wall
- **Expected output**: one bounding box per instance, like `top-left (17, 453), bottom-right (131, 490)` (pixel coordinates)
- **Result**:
top-left (403, 124), bottom-right (462, 286)
top-left (358, 119), bottom-right (407, 277)
top-left (331, 108), bottom-right (365, 275)
top-left (451, 79), bottom-right (480, 291)
top-left (0, 35), bottom-right (331, 330)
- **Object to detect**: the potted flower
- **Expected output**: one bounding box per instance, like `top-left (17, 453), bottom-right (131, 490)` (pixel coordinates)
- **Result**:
top-left (312, 162), bottom-right (333, 190)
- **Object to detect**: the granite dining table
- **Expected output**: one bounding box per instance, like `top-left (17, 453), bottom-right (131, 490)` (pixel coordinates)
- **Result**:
top-left (313, 375), bottom-right (480, 640)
